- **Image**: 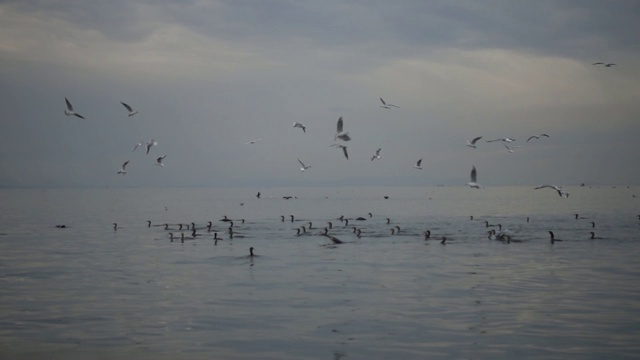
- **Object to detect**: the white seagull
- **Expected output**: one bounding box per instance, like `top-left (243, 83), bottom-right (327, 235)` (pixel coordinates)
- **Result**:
top-left (64, 98), bottom-right (85, 119)
top-left (293, 122), bottom-right (306, 133)
top-left (117, 160), bottom-right (130, 175)
top-left (466, 136), bottom-right (482, 148)
top-left (371, 148), bottom-right (381, 161)
top-left (487, 137), bottom-right (515, 143)
top-left (379, 97), bottom-right (400, 109)
top-left (330, 144), bottom-right (349, 159)
top-left (297, 158), bottom-right (311, 172)
top-left (335, 116), bottom-right (351, 141)
top-left (120, 102), bottom-right (138, 117)
top-left (413, 159), bottom-right (423, 170)
top-left (467, 166), bottom-right (481, 188)
top-left (155, 155), bottom-right (167, 167)
top-left (526, 134), bottom-right (550, 142)
top-left (146, 139), bottom-right (158, 155)
top-left (535, 184), bottom-right (569, 198)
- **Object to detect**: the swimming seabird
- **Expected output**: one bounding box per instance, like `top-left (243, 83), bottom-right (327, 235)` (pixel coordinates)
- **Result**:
top-left (467, 166), bottom-right (481, 189)
top-left (424, 230), bottom-right (431, 240)
top-left (330, 144), bottom-right (349, 159)
top-left (117, 160), bottom-right (130, 175)
top-left (146, 139), bottom-right (158, 155)
top-left (155, 155), bottom-right (166, 167)
top-left (113, 223), bottom-right (118, 230)
top-left (335, 116), bottom-right (351, 141)
top-left (64, 98), bottom-right (85, 119)
top-left (298, 158), bottom-right (311, 172)
top-left (526, 134), bottom-right (550, 142)
top-left (379, 97), bottom-right (400, 109)
top-left (249, 247), bottom-right (256, 257)
top-left (466, 136), bottom-right (482, 148)
top-left (293, 122), bottom-right (306, 133)
top-left (120, 101), bottom-right (138, 117)
top-left (371, 148), bottom-right (381, 161)
top-left (548, 231), bottom-right (563, 244)
top-left (413, 159), bottom-right (422, 170)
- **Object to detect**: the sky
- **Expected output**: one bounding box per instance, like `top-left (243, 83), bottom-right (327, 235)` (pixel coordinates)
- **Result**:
top-left (1, 0), bottom-right (639, 188)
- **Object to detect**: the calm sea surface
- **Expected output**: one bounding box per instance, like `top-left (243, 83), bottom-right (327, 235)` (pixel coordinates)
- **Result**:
top-left (1, 186), bottom-right (639, 359)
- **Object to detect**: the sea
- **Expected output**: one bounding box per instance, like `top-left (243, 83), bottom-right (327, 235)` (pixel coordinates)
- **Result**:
top-left (0, 185), bottom-right (639, 360)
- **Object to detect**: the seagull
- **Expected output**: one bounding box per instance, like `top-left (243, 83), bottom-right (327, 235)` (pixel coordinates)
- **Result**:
top-left (117, 160), bottom-right (130, 175)
top-left (379, 97), bottom-right (400, 109)
top-left (297, 158), bottom-right (311, 172)
top-left (64, 98), bottom-right (85, 119)
top-left (527, 134), bottom-right (550, 142)
top-left (371, 148), bottom-right (381, 161)
top-left (293, 122), bottom-right (306, 133)
top-left (466, 136), bottom-right (482, 148)
top-left (535, 185), bottom-right (569, 198)
top-left (120, 102), bottom-right (138, 117)
top-left (329, 144), bottom-right (349, 159)
top-left (335, 116), bottom-right (351, 141)
top-left (413, 159), bottom-right (422, 170)
top-left (487, 137), bottom-right (515, 143)
top-left (132, 141), bottom-right (145, 152)
top-left (155, 155), bottom-right (166, 167)
top-left (246, 139), bottom-right (262, 144)
top-left (593, 62), bottom-right (616, 67)
top-left (146, 139), bottom-right (158, 155)
top-left (467, 165), bottom-right (481, 188)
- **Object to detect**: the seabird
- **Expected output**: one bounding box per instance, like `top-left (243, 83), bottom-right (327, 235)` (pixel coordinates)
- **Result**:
top-left (297, 158), bottom-right (311, 172)
top-left (293, 122), bottom-right (306, 133)
top-left (466, 136), bottom-right (482, 148)
top-left (64, 98), bottom-right (85, 119)
top-left (413, 159), bottom-right (422, 170)
top-left (120, 101), bottom-right (138, 117)
top-left (371, 148), bottom-right (381, 161)
top-left (155, 155), bottom-right (166, 167)
top-left (526, 134), bottom-right (550, 142)
top-left (117, 160), bottom-right (130, 175)
top-left (548, 231), bottom-right (563, 244)
top-left (535, 185), bottom-right (569, 198)
top-left (487, 137), bottom-right (515, 143)
top-left (379, 97), bottom-right (400, 109)
top-left (467, 166), bottom-right (481, 189)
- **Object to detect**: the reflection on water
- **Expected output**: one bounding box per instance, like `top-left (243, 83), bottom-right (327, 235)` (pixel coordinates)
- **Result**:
top-left (0, 186), bottom-right (639, 359)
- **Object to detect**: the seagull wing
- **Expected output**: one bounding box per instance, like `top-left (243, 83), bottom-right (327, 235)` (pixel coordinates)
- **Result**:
top-left (74, 113), bottom-right (85, 119)
top-left (379, 98), bottom-right (387, 106)
top-left (336, 116), bottom-right (344, 134)
top-left (471, 136), bottom-right (482, 145)
top-left (470, 166), bottom-right (477, 183)
top-left (376, 148), bottom-right (381, 156)
top-left (342, 146), bottom-right (349, 160)
top-left (297, 158), bottom-right (306, 168)
top-left (65, 97), bottom-right (74, 111)
top-left (527, 136), bottom-right (536, 142)
top-left (122, 160), bottom-right (130, 170)
top-left (540, 133), bottom-right (550, 138)
top-left (121, 102), bottom-right (133, 112)
top-left (416, 159), bottom-right (422, 167)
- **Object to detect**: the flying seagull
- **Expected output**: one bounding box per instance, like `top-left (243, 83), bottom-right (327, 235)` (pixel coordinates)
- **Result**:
top-left (467, 166), bottom-right (481, 188)
top-left (64, 98), bottom-right (85, 119)
top-left (120, 102), bottom-right (138, 117)
top-left (413, 159), bottom-right (422, 170)
top-left (330, 144), bottom-right (349, 159)
top-left (297, 158), bottom-right (311, 172)
top-left (146, 139), bottom-right (158, 155)
top-left (593, 62), bottom-right (616, 67)
top-left (466, 136), bottom-right (482, 148)
top-left (527, 134), bottom-right (550, 142)
top-left (487, 137), bottom-right (515, 143)
top-left (371, 148), bottom-right (381, 161)
top-left (535, 184), bottom-right (569, 198)
top-left (379, 97), bottom-right (400, 109)
top-left (117, 160), bottom-right (130, 175)
top-left (132, 141), bottom-right (145, 152)
top-left (335, 116), bottom-right (351, 141)
top-left (293, 122), bottom-right (306, 133)
top-left (155, 155), bottom-right (167, 167)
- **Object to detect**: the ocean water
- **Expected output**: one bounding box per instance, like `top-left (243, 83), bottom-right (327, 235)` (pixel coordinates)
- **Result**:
top-left (0, 186), bottom-right (639, 359)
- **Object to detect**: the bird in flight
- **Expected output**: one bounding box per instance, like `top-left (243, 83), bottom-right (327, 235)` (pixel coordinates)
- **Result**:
top-left (592, 62), bottom-right (616, 67)
top-left (297, 158), bottom-right (311, 172)
top-left (467, 166), bottom-right (481, 188)
top-left (335, 116), bottom-right (351, 141)
top-left (64, 98), bottom-right (85, 119)
top-left (293, 122), bottom-right (306, 133)
top-left (120, 102), bottom-right (138, 117)
top-left (155, 155), bottom-right (167, 167)
top-left (487, 137), bottom-right (515, 143)
top-left (371, 148), bottom-right (381, 161)
top-left (535, 184), bottom-right (569, 198)
top-left (413, 159), bottom-right (422, 170)
top-left (466, 136), bottom-right (482, 148)
top-left (527, 134), bottom-right (550, 142)
top-left (379, 97), bottom-right (400, 109)
top-left (117, 160), bottom-right (130, 175)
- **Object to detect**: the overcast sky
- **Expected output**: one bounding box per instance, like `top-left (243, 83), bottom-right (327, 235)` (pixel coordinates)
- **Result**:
top-left (1, 0), bottom-right (639, 188)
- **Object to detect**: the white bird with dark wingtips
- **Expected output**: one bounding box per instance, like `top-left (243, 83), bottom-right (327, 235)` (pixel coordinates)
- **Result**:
top-left (64, 98), bottom-right (85, 119)
top-left (371, 148), bottom-right (381, 161)
top-left (146, 139), bottom-right (158, 155)
top-left (466, 136), bottom-right (482, 148)
top-left (117, 160), bottom-right (130, 175)
top-left (535, 184), bottom-right (569, 198)
top-left (155, 155), bottom-right (167, 167)
top-left (413, 159), bottom-right (423, 170)
top-left (293, 122), bottom-right (306, 133)
top-left (526, 134), bottom-right (550, 142)
top-left (334, 116), bottom-right (351, 141)
top-left (297, 158), bottom-right (311, 172)
top-left (467, 166), bottom-right (481, 188)
top-left (379, 98), bottom-right (400, 109)
top-left (120, 102), bottom-right (138, 117)
top-left (487, 137), bottom-right (515, 143)
top-left (330, 144), bottom-right (349, 159)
